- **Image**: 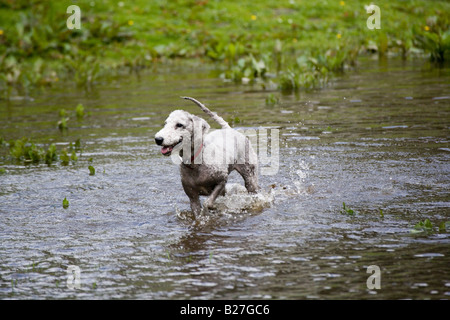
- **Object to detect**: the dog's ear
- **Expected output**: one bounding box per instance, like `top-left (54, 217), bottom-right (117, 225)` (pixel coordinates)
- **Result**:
top-left (191, 115), bottom-right (210, 139)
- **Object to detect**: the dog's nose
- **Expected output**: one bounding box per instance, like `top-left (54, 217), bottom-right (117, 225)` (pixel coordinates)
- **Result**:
top-left (155, 137), bottom-right (164, 145)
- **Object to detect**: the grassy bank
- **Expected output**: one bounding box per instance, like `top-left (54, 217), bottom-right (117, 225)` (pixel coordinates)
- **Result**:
top-left (0, 0), bottom-right (449, 97)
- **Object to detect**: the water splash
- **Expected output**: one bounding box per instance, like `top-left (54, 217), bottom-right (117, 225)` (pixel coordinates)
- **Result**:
top-left (214, 183), bottom-right (274, 213)
top-left (175, 183), bottom-right (274, 225)
top-left (288, 159), bottom-right (311, 195)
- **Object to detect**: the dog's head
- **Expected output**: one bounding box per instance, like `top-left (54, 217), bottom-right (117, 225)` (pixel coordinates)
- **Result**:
top-left (155, 110), bottom-right (210, 157)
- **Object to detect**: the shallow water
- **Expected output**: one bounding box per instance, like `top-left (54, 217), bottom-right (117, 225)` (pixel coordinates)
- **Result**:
top-left (0, 58), bottom-right (449, 299)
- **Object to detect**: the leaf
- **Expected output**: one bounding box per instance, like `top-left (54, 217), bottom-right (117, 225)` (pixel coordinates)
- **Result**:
top-left (70, 151), bottom-right (78, 162)
top-left (74, 138), bottom-right (82, 151)
top-left (58, 117), bottom-right (69, 131)
top-left (439, 221), bottom-right (450, 232)
top-left (227, 43), bottom-right (236, 60)
top-left (75, 103), bottom-right (84, 119)
top-left (45, 143), bottom-right (57, 164)
top-left (63, 197), bottom-right (69, 209)
top-left (60, 149), bottom-right (70, 165)
top-left (411, 219), bottom-right (434, 234)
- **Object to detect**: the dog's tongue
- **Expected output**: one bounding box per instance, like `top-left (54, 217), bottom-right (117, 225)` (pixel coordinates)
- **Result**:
top-left (161, 146), bottom-right (173, 155)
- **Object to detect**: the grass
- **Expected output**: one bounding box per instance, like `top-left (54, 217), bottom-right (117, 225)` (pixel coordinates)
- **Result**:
top-left (0, 0), bottom-right (449, 97)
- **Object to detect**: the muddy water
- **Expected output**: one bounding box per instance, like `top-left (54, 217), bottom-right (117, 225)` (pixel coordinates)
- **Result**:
top-left (0, 58), bottom-right (449, 299)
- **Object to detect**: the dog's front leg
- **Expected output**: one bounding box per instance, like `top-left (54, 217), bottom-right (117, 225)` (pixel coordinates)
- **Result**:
top-left (189, 196), bottom-right (202, 217)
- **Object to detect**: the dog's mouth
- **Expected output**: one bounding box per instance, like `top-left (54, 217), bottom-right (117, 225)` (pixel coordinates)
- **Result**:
top-left (161, 138), bottom-right (183, 156)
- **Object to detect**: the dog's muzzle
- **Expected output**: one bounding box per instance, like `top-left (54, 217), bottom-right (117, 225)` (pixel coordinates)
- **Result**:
top-left (155, 137), bottom-right (183, 156)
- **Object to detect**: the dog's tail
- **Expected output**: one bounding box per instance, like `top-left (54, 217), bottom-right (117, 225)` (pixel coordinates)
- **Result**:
top-left (181, 96), bottom-right (231, 129)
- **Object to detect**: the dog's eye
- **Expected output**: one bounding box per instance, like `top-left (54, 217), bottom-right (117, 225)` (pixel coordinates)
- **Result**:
top-left (176, 123), bottom-right (184, 128)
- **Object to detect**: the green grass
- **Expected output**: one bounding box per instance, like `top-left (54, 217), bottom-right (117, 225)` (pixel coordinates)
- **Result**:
top-left (0, 0), bottom-right (449, 96)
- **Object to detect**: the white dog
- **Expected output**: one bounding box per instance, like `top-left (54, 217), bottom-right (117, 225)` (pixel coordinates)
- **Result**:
top-left (155, 97), bottom-right (259, 216)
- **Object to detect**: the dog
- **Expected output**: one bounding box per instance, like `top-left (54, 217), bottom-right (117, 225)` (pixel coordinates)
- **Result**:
top-left (155, 97), bottom-right (259, 216)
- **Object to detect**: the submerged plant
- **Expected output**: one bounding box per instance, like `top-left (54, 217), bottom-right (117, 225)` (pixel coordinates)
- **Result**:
top-left (439, 221), bottom-right (450, 232)
top-left (412, 219), bottom-right (433, 232)
top-left (58, 117), bottom-right (69, 131)
top-left (60, 148), bottom-right (70, 165)
top-left (62, 197), bottom-right (69, 209)
top-left (411, 219), bottom-right (450, 234)
top-left (265, 93), bottom-right (279, 106)
top-left (45, 143), bottom-right (58, 164)
top-left (75, 103), bottom-right (85, 119)
top-left (9, 137), bottom-right (45, 163)
top-left (340, 202), bottom-right (357, 216)
top-left (5, 137), bottom-right (82, 166)
top-left (410, 219), bottom-right (433, 234)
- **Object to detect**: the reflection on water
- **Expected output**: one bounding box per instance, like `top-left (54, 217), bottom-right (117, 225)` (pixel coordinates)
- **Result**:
top-left (0, 58), bottom-right (449, 299)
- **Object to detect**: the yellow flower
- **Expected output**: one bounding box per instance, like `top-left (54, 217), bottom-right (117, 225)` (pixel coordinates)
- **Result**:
top-left (340, 1), bottom-right (345, 6)
top-left (251, 15), bottom-right (257, 21)
top-left (0, 29), bottom-right (3, 36)
top-left (424, 25), bottom-right (430, 31)
top-left (337, 33), bottom-right (342, 39)
top-left (128, 20), bottom-right (134, 26)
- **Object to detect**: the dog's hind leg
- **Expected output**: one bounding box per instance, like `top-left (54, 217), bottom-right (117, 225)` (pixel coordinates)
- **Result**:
top-left (234, 164), bottom-right (259, 193)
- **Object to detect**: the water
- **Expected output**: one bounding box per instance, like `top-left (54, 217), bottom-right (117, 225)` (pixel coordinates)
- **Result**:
top-left (0, 58), bottom-right (449, 299)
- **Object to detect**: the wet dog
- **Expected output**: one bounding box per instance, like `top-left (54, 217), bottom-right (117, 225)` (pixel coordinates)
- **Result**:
top-left (155, 97), bottom-right (259, 216)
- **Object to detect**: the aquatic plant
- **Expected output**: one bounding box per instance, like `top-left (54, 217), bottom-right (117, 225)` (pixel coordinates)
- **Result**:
top-left (88, 165), bottom-right (95, 176)
top-left (411, 219), bottom-right (433, 233)
top-left (265, 93), bottom-right (279, 106)
top-left (412, 13), bottom-right (450, 62)
top-left (59, 148), bottom-right (70, 165)
top-left (439, 221), bottom-right (450, 232)
top-left (9, 137), bottom-right (45, 163)
top-left (220, 54), bottom-right (268, 83)
top-left (58, 104), bottom-right (89, 130)
top-left (62, 197), bottom-right (69, 209)
top-left (411, 219), bottom-right (450, 234)
top-left (340, 202), bottom-right (357, 216)
top-left (76, 103), bottom-right (85, 119)
top-left (45, 143), bottom-right (58, 164)
top-left (58, 117), bottom-right (69, 131)
top-left (5, 137), bottom-right (82, 165)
